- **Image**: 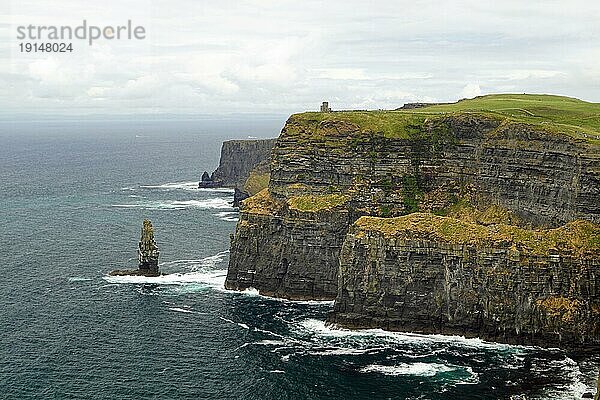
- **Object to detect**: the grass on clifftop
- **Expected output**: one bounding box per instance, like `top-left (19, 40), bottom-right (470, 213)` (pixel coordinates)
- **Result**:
top-left (354, 213), bottom-right (600, 257)
top-left (241, 189), bottom-right (281, 215)
top-left (291, 94), bottom-right (600, 143)
top-left (241, 190), bottom-right (348, 214)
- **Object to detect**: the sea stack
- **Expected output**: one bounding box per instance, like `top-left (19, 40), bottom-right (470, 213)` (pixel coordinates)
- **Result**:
top-left (109, 219), bottom-right (160, 277)
top-left (137, 219), bottom-right (160, 275)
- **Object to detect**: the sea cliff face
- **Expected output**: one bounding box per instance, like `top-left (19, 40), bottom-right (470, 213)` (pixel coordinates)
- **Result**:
top-left (226, 193), bottom-right (347, 299)
top-left (211, 138), bottom-right (276, 188)
top-left (225, 95), bottom-right (600, 348)
top-left (328, 214), bottom-right (600, 349)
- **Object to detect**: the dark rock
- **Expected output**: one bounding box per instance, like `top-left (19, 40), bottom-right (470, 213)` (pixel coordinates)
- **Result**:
top-left (110, 220), bottom-right (160, 277)
top-left (199, 139), bottom-right (276, 198)
top-left (211, 139), bottom-right (276, 188)
top-left (232, 188), bottom-right (249, 208)
top-left (226, 203), bottom-right (348, 300)
top-left (395, 102), bottom-right (448, 110)
top-left (328, 214), bottom-right (600, 350)
top-left (198, 178), bottom-right (223, 189)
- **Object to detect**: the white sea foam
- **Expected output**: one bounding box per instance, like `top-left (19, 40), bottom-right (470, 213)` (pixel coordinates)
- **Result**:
top-left (103, 269), bottom-right (227, 287)
top-left (139, 181), bottom-right (234, 193)
top-left (159, 250), bottom-right (229, 272)
top-left (168, 307), bottom-right (194, 314)
top-left (235, 287), bottom-right (334, 306)
top-left (360, 362), bottom-right (456, 377)
top-left (296, 319), bottom-right (525, 351)
top-left (103, 251), bottom-right (229, 289)
top-left (218, 316), bottom-right (250, 330)
top-left (139, 181), bottom-right (198, 190)
top-left (534, 357), bottom-right (593, 400)
top-left (253, 340), bottom-right (288, 346)
top-left (111, 198), bottom-right (233, 211)
top-left (309, 347), bottom-right (384, 356)
top-left (68, 277), bottom-right (93, 282)
top-left (214, 211), bottom-right (239, 222)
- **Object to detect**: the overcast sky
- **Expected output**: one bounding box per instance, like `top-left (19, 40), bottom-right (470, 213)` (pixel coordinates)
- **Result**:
top-left (1, 0), bottom-right (599, 116)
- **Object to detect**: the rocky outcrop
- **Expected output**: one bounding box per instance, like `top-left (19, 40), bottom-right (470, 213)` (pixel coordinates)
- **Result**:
top-left (110, 220), bottom-right (160, 277)
top-left (226, 113), bottom-right (599, 294)
top-left (595, 373), bottom-right (599, 400)
top-left (232, 188), bottom-right (249, 208)
top-left (328, 214), bottom-right (600, 349)
top-left (268, 115), bottom-right (600, 226)
top-left (225, 105), bottom-right (600, 348)
top-left (199, 171), bottom-right (223, 188)
top-left (225, 190), bottom-right (347, 299)
top-left (201, 138), bottom-right (276, 189)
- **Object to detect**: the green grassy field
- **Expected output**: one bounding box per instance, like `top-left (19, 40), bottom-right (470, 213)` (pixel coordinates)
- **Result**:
top-left (292, 94), bottom-right (600, 143)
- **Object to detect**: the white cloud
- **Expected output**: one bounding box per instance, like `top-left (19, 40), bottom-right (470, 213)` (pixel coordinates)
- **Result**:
top-left (460, 83), bottom-right (482, 99)
top-left (1, 0), bottom-right (599, 116)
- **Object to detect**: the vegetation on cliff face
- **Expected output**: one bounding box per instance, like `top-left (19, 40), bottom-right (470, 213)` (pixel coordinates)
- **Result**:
top-left (243, 170), bottom-right (270, 196)
top-left (536, 296), bottom-right (584, 323)
top-left (289, 94), bottom-right (600, 143)
top-left (241, 188), bottom-right (281, 215)
top-left (354, 213), bottom-right (600, 257)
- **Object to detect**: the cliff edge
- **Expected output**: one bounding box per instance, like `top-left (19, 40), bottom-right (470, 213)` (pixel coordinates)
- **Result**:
top-left (225, 94), bottom-right (600, 348)
top-left (200, 138), bottom-right (276, 189)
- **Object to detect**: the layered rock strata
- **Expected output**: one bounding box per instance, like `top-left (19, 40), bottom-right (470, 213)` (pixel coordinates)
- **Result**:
top-left (225, 190), bottom-right (347, 299)
top-left (200, 138), bottom-right (276, 189)
top-left (328, 213), bottom-right (600, 349)
top-left (225, 107), bottom-right (600, 348)
top-left (226, 113), bottom-right (600, 299)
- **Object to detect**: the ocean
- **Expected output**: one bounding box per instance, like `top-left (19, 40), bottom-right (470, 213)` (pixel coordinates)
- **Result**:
top-left (0, 117), bottom-right (597, 399)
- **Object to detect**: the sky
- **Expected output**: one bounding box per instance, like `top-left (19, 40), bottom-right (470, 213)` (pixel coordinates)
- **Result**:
top-left (1, 0), bottom-right (599, 116)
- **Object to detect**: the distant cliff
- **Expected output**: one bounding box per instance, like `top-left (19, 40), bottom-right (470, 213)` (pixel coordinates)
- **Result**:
top-left (208, 139), bottom-right (276, 188)
top-left (224, 94), bottom-right (600, 349)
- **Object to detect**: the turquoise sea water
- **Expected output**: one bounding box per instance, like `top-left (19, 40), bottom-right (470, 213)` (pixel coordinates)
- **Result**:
top-left (0, 118), bottom-right (598, 399)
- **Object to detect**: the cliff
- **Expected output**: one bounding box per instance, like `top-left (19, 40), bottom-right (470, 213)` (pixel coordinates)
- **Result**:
top-left (328, 214), bottom-right (600, 349)
top-left (204, 138), bottom-right (276, 188)
top-left (225, 94), bottom-right (600, 347)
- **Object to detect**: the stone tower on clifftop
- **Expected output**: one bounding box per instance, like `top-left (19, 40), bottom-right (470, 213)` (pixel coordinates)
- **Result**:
top-left (320, 101), bottom-right (332, 112)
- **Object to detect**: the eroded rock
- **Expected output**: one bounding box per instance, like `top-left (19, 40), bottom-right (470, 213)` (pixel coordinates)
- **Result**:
top-left (110, 219), bottom-right (160, 277)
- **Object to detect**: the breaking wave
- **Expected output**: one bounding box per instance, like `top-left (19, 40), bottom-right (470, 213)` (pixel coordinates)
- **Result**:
top-left (67, 277), bottom-right (93, 282)
top-left (138, 181), bottom-right (234, 193)
top-left (236, 287), bottom-right (335, 306)
top-left (295, 319), bottom-right (523, 351)
top-left (360, 362), bottom-right (457, 377)
top-left (111, 198), bottom-right (233, 210)
top-left (214, 211), bottom-right (239, 222)
top-left (102, 251), bottom-right (229, 290)
top-left (103, 269), bottom-right (227, 287)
